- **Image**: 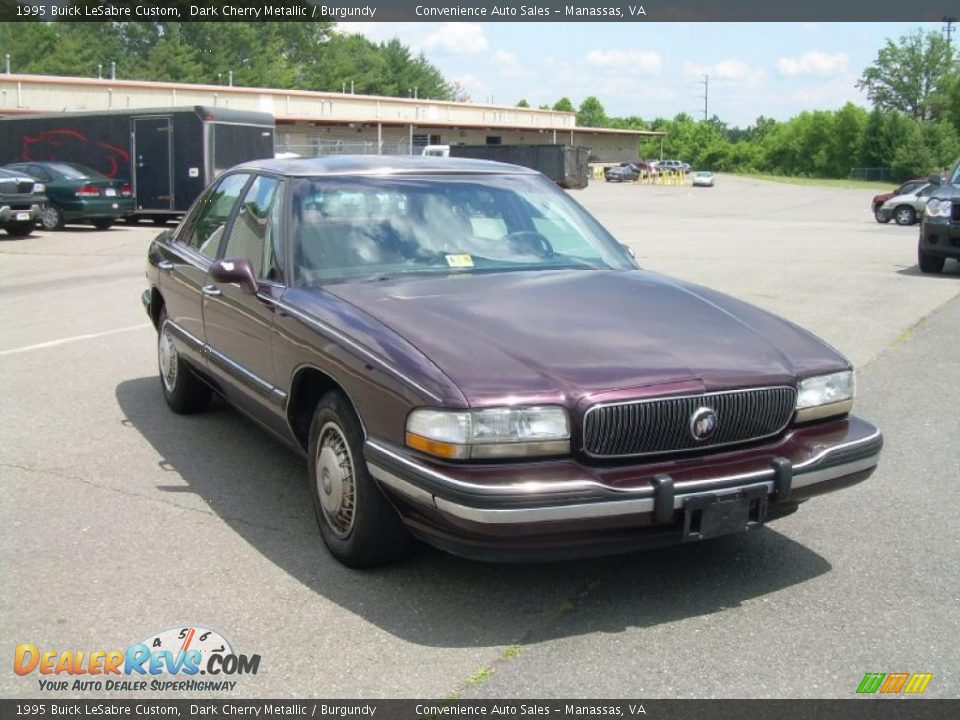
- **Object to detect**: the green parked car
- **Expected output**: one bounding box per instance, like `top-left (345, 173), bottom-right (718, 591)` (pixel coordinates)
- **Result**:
top-left (3, 161), bottom-right (134, 230)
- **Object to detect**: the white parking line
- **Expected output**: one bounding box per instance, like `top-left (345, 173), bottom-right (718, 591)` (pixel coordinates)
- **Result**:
top-left (0, 323), bottom-right (152, 357)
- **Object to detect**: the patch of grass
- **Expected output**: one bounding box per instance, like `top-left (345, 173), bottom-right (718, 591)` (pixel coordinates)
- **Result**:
top-left (465, 665), bottom-right (495, 687)
top-left (501, 644), bottom-right (523, 660)
top-left (736, 173), bottom-right (895, 191)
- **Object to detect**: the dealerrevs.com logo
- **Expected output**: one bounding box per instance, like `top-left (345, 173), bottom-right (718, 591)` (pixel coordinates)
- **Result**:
top-left (14, 626), bottom-right (260, 692)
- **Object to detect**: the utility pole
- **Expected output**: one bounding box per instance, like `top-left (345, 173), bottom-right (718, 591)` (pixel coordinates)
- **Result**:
top-left (945, 17), bottom-right (957, 52)
top-left (699, 74), bottom-right (709, 122)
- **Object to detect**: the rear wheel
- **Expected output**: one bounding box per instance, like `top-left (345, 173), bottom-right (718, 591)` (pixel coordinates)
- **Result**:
top-left (4, 221), bottom-right (34, 237)
top-left (894, 206), bottom-right (916, 226)
top-left (157, 310), bottom-right (211, 414)
top-left (308, 392), bottom-right (412, 568)
top-left (918, 246), bottom-right (945, 274)
top-left (91, 218), bottom-right (114, 230)
top-left (874, 205), bottom-right (890, 224)
top-left (39, 206), bottom-right (64, 231)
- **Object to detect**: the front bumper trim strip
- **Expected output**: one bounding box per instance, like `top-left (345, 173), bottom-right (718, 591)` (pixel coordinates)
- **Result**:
top-left (368, 454), bottom-right (879, 525)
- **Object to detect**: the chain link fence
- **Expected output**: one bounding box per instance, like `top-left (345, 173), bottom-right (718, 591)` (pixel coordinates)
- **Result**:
top-left (849, 167), bottom-right (896, 182)
top-left (275, 139), bottom-right (426, 158)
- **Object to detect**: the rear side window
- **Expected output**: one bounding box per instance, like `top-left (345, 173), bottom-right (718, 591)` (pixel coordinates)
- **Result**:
top-left (179, 173), bottom-right (250, 259)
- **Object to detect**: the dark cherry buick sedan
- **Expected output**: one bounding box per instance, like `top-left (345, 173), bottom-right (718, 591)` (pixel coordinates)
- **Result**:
top-left (142, 156), bottom-right (883, 567)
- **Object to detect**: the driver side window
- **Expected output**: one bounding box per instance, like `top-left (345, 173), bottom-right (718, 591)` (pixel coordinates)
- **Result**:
top-left (179, 173), bottom-right (250, 260)
top-left (222, 175), bottom-right (282, 281)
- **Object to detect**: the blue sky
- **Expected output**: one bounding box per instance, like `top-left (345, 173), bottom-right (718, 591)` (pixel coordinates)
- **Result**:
top-left (339, 22), bottom-right (945, 127)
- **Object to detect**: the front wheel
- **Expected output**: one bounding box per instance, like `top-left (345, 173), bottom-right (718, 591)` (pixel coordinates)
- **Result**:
top-left (39, 206), bottom-right (65, 231)
top-left (918, 246), bottom-right (945, 274)
top-left (4, 221), bottom-right (35, 237)
top-left (894, 206), bottom-right (916, 226)
top-left (157, 311), bottom-right (211, 414)
top-left (308, 392), bottom-right (412, 568)
top-left (874, 205), bottom-right (890, 224)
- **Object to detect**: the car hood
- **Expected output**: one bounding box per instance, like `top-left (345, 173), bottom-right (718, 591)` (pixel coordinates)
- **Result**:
top-left (324, 269), bottom-right (849, 406)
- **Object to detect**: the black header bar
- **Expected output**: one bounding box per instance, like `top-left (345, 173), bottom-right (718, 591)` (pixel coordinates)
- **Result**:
top-left (0, 0), bottom-right (958, 22)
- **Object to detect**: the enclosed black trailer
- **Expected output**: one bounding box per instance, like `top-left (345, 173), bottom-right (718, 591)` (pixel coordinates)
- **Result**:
top-left (448, 144), bottom-right (591, 189)
top-left (0, 106), bottom-right (275, 220)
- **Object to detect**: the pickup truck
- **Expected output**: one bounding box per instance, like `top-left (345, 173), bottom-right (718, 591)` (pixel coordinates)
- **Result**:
top-left (0, 167), bottom-right (46, 237)
top-left (917, 159), bottom-right (960, 273)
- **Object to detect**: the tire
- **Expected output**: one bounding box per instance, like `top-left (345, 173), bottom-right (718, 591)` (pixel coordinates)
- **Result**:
top-left (918, 246), bottom-right (945, 274)
top-left (39, 206), bottom-right (65, 231)
top-left (157, 310), bottom-right (211, 414)
top-left (308, 392), bottom-right (412, 568)
top-left (92, 218), bottom-right (114, 230)
top-left (894, 206), bottom-right (916, 226)
top-left (874, 205), bottom-right (890, 224)
top-left (4, 221), bottom-right (34, 237)
top-left (152, 218), bottom-right (169, 227)
top-left (124, 216), bottom-right (141, 225)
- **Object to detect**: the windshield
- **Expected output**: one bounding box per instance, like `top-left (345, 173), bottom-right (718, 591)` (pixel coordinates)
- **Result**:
top-left (950, 160), bottom-right (960, 185)
top-left (291, 174), bottom-right (636, 285)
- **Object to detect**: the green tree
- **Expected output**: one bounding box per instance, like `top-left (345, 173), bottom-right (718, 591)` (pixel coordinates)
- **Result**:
top-left (576, 96), bottom-right (607, 127)
top-left (857, 29), bottom-right (956, 121)
top-left (516, 98), bottom-right (530, 107)
top-left (889, 122), bottom-right (937, 179)
top-left (552, 97), bottom-right (575, 112)
top-left (828, 103), bottom-right (868, 177)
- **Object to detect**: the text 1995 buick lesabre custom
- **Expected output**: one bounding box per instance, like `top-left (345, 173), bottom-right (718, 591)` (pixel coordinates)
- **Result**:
top-left (142, 157), bottom-right (882, 567)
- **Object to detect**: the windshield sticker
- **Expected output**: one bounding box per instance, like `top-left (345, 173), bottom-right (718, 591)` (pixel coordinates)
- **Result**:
top-left (445, 254), bottom-right (474, 268)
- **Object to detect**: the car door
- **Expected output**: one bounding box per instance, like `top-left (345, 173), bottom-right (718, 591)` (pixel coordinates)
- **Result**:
top-left (201, 174), bottom-right (289, 434)
top-left (157, 172), bottom-right (251, 365)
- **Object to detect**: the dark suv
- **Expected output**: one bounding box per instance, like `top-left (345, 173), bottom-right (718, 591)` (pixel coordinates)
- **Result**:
top-left (0, 167), bottom-right (46, 237)
top-left (918, 159), bottom-right (960, 273)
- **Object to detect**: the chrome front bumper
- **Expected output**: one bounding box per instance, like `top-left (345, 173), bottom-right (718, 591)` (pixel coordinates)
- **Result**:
top-left (366, 422), bottom-right (882, 527)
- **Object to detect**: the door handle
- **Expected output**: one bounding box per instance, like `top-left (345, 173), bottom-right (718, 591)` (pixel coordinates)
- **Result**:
top-left (157, 260), bottom-right (174, 272)
top-left (201, 284), bottom-right (222, 297)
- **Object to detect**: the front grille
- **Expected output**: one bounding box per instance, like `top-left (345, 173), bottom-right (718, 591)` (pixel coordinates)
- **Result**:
top-left (952, 202), bottom-right (960, 222)
top-left (0, 180), bottom-right (34, 195)
top-left (582, 386), bottom-right (797, 458)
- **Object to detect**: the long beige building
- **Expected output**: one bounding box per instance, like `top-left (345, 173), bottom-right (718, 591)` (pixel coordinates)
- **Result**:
top-left (0, 74), bottom-right (662, 162)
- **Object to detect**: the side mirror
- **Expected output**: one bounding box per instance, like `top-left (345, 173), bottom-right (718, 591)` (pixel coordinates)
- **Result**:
top-left (928, 173), bottom-right (942, 186)
top-left (620, 242), bottom-right (636, 259)
top-left (210, 257), bottom-right (258, 295)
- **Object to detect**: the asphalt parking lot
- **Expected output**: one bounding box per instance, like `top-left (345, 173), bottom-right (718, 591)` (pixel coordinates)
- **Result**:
top-left (1, 175), bottom-right (958, 699)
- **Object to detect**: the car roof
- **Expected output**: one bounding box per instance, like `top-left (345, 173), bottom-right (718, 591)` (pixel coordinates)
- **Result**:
top-left (231, 155), bottom-right (540, 177)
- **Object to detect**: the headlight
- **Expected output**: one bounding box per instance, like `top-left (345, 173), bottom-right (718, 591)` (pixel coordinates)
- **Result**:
top-left (32, 182), bottom-right (45, 193)
top-left (925, 198), bottom-right (952, 217)
top-left (795, 371), bottom-right (855, 423)
top-left (406, 406), bottom-right (570, 459)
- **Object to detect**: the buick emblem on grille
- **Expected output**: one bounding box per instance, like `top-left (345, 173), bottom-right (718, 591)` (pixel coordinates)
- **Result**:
top-left (690, 406), bottom-right (718, 441)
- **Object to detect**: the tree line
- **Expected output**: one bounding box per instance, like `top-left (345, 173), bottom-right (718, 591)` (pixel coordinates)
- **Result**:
top-left (524, 30), bottom-right (960, 181)
top-left (0, 21), bottom-right (455, 100)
